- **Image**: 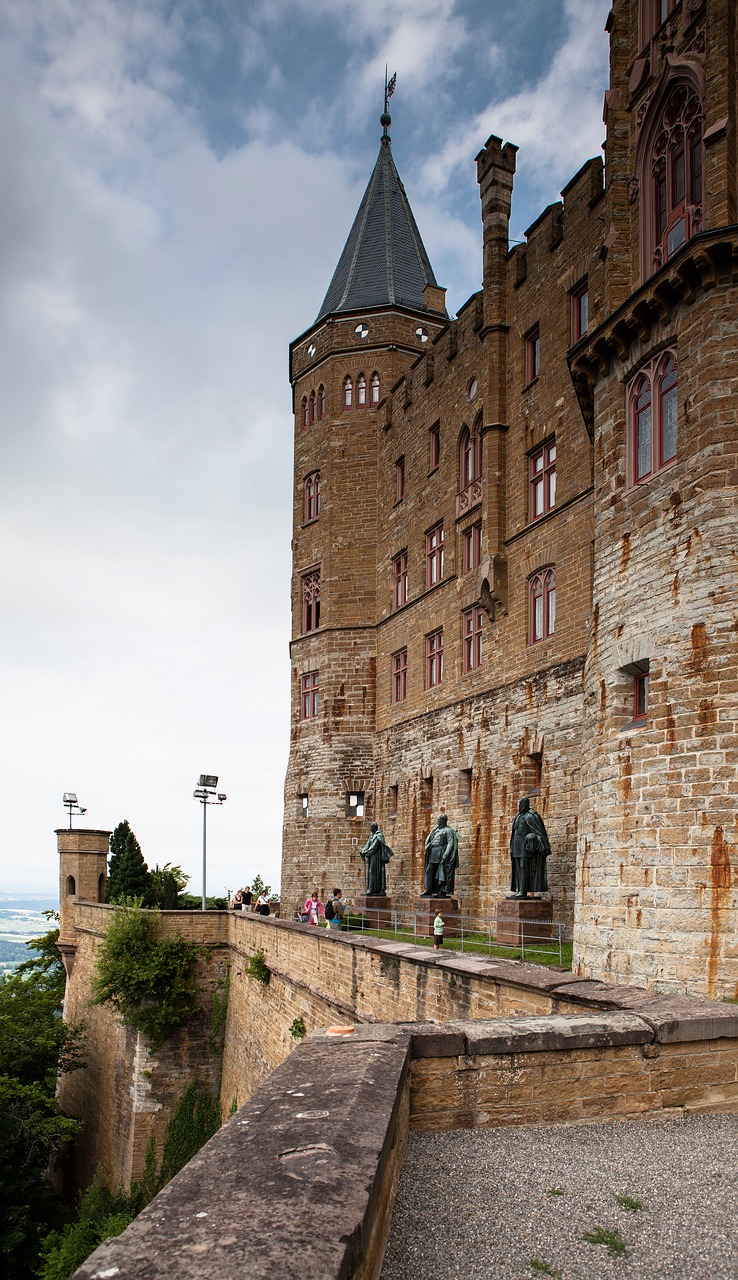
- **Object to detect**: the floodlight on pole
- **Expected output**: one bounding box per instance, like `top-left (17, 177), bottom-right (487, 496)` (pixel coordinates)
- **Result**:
top-left (63, 793), bottom-right (87, 829)
top-left (193, 775), bottom-right (227, 910)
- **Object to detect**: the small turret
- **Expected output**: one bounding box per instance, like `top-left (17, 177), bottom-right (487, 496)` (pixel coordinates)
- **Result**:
top-left (57, 827), bottom-right (111, 975)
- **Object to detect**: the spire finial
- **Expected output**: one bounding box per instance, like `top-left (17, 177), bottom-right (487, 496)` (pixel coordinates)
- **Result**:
top-left (381, 67), bottom-right (396, 144)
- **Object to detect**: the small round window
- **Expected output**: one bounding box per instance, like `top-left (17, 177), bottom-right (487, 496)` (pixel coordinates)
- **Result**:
top-left (355, 323), bottom-right (369, 339)
top-left (415, 325), bottom-right (429, 343)
top-left (307, 342), bottom-right (317, 358)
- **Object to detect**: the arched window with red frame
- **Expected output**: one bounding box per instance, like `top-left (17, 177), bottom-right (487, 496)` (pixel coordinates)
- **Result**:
top-left (529, 567), bottom-right (555, 644)
top-left (458, 426), bottom-right (482, 492)
top-left (304, 471), bottom-right (321, 523)
top-left (629, 352), bottom-right (678, 483)
top-left (459, 426), bottom-right (473, 489)
top-left (357, 373), bottom-right (367, 407)
top-left (301, 397), bottom-right (308, 429)
top-left (318, 385), bottom-right (326, 418)
top-left (343, 375), bottom-right (353, 409)
top-left (633, 374), bottom-right (653, 482)
top-left (371, 372), bottom-right (380, 405)
top-left (649, 83), bottom-right (703, 272)
top-left (309, 390), bottom-right (317, 423)
top-left (658, 355), bottom-right (678, 466)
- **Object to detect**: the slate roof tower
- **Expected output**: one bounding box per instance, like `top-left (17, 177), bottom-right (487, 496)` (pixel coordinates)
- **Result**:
top-left (282, 101), bottom-right (448, 910)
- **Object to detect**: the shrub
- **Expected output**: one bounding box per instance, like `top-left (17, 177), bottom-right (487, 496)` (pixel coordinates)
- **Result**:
top-left (90, 907), bottom-right (204, 1051)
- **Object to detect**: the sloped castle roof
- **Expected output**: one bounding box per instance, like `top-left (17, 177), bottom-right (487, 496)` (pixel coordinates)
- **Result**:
top-left (316, 133), bottom-right (445, 322)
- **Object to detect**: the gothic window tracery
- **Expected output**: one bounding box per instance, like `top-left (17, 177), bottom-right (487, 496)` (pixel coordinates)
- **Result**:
top-left (648, 83), bottom-right (703, 271)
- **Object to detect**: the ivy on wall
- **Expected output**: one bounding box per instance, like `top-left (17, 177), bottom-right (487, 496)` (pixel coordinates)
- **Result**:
top-left (90, 907), bottom-right (205, 1051)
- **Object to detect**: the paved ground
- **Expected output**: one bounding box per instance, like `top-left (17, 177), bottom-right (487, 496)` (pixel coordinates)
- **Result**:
top-left (382, 1112), bottom-right (738, 1279)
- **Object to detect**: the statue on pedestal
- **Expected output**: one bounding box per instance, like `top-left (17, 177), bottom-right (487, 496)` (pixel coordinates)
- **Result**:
top-left (421, 814), bottom-right (459, 897)
top-left (359, 823), bottom-right (393, 896)
top-left (508, 797), bottom-right (551, 899)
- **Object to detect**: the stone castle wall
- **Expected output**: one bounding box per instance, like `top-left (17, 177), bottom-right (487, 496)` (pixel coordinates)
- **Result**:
top-left (282, 0), bottom-right (738, 997)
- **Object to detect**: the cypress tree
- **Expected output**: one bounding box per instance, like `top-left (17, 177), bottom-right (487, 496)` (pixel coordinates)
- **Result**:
top-left (106, 821), bottom-right (150, 904)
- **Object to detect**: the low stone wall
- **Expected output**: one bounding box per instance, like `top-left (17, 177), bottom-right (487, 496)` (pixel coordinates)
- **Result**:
top-left (72, 1003), bottom-right (738, 1280)
top-left (60, 904), bottom-right (738, 1198)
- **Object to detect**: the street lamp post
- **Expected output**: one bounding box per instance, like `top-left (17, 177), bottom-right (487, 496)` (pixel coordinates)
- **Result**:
top-left (63, 792), bottom-right (87, 828)
top-left (193, 775), bottom-right (227, 910)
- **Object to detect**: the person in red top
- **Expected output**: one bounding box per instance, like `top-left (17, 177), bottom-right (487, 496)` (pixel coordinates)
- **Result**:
top-left (303, 891), bottom-right (324, 925)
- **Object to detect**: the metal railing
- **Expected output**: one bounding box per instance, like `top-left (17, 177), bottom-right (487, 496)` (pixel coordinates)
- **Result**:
top-left (314, 906), bottom-right (568, 966)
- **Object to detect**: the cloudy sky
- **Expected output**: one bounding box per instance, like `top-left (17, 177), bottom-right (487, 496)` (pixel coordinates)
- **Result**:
top-left (0, 0), bottom-right (610, 899)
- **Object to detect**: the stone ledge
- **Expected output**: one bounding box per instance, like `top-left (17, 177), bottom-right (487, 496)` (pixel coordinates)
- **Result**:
top-left (399, 1013), bottom-right (653, 1057)
top-left (73, 1034), bottom-right (411, 1280)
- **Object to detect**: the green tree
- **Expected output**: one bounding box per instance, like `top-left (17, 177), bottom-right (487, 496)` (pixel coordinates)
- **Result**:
top-left (37, 1185), bottom-right (137, 1280)
top-left (148, 863), bottom-right (189, 910)
top-left (106, 821), bottom-right (150, 904)
top-left (250, 875), bottom-right (280, 903)
top-left (0, 922), bottom-right (83, 1280)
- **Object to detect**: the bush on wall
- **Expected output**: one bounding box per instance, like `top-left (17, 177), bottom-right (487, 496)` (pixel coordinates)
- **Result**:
top-left (90, 907), bottom-right (205, 1051)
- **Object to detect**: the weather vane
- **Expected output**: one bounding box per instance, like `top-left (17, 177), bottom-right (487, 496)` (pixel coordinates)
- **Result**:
top-left (381, 67), bottom-right (397, 141)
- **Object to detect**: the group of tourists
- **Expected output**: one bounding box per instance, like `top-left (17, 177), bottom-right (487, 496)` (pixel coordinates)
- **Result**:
top-left (231, 885), bottom-right (271, 916)
top-left (300, 888), bottom-right (347, 930)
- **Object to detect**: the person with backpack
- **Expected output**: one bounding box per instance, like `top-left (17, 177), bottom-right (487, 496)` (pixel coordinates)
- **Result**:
top-left (325, 889), bottom-right (346, 931)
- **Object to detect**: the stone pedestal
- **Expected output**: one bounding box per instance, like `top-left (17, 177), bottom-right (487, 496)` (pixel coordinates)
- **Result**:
top-left (354, 895), bottom-right (394, 930)
top-left (413, 897), bottom-right (461, 939)
top-left (496, 897), bottom-right (553, 947)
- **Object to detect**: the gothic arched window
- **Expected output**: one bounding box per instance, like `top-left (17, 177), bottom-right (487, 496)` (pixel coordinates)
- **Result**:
top-left (357, 373), bottom-right (367, 407)
top-left (309, 389), bottom-right (317, 422)
top-left (304, 471), bottom-right (321, 523)
top-left (318, 385), bottom-right (326, 418)
top-left (628, 351), bottom-right (678, 483)
top-left (458, 426), bottom-right (482, 491)
top-left (649, 83), bottom-right (702, 271)
top-left (371, 372), bottom-right (381, 405)
top-left (343, 376), bottom-right (353, 409)
top-left (529, 568), bottom-right (556, 644)
top-left (301, 397), bottom-right (308, 429)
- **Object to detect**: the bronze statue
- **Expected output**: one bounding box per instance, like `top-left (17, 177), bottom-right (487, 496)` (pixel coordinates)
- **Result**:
top-left (509, 797), bottom-right (551, 898)
top-left (360, 823), bottom-right (393, 895)
top-left (421, 814), bottom-right (459, 897)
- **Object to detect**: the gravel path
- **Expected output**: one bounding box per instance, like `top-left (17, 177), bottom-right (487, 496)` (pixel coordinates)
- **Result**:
top-left (381, 1113), bottom-right (738, 1280)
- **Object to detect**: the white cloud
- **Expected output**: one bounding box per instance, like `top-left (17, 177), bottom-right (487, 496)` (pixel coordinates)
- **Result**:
top-left (420, 0), bottom-right (608, 222)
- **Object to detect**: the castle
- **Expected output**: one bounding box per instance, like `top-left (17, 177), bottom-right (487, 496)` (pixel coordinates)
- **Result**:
top-left (282, 0), bottom-right (738, 999)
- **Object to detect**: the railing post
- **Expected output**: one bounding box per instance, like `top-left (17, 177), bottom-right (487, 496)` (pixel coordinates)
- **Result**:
top-left (521, 919), bottom-right (525, 962)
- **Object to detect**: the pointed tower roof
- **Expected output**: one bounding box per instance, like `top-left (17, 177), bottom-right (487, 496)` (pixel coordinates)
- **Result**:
top-left (316, 110), bottom-right (445, 323)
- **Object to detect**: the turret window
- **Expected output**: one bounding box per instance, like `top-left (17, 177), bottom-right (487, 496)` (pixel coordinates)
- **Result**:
top-left (343, 376), bottom-right (353, 409)
top-left (318, 385), bottom-right (326, 418)
top-left (357, 373), bottom-right (367, 406)
top-left (301, 671), bottom-right (319, 720)
top-left (304, 472), bottom-right (321, 523)
top-left (371, 372), bottom-right (381, 405)
top-left (301, 397), bottom-right (308, 429)
top-left (309, 390), bottom-right (316, 422)
top-left (628, 352), bottom-right (678, 483)
top-left (302, 569), bottom-right (321, 633)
